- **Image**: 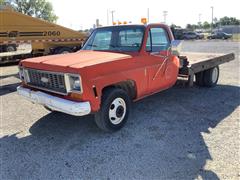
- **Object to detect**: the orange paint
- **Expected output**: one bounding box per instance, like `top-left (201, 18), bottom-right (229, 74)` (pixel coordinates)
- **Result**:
top-left (20, 24), bottom-right (180, 112)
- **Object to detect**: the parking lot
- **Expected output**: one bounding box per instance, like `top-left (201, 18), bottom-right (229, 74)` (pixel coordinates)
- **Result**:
top-left (0, 41), bottom-right (239, 179)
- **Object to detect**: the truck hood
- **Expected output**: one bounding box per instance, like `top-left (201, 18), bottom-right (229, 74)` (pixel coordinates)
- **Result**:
top-left (21, 50), bottom-right (132, 69)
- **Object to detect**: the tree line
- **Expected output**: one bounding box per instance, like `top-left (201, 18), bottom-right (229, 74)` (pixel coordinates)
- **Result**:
top-left (0, 0), bottom-right (57, 23)
top-left (185, 17), bottom-right (240, 30)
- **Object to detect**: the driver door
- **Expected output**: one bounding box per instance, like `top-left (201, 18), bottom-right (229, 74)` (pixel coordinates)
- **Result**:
top-left (146, 27), bottom-right (179, 93)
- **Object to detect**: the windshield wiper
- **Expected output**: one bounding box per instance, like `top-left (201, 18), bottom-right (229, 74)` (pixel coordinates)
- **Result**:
top-left (109, 44), bottom-right (123, 51)
top-left (87, 44), bottom-right (98, 47)
top-left (109, 44), bottom-right (115, 48)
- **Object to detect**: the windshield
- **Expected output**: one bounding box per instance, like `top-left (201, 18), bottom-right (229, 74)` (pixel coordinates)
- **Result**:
top-left (82, 26), bottom-right (145, 52)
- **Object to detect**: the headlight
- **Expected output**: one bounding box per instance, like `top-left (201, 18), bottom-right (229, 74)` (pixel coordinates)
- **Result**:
top-left (65, 74), bottom-right (82, 93)
top-left (69, 75), bottom-right (81, 91)
top-left (18, 67), bottom-right (30, 82)
top-left (18, 66), bottom-right (24, 80)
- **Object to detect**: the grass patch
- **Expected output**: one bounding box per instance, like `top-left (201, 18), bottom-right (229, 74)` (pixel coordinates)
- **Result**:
top-left (232, 34), bottom-right (240, 41)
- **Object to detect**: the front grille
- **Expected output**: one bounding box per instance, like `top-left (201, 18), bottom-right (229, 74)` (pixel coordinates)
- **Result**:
top-left (26, 69), bottom-right (67, 94)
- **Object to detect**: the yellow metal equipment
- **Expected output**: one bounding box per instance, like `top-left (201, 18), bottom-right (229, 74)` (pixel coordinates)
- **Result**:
top-left (0, 6), bottom-right (87, 58)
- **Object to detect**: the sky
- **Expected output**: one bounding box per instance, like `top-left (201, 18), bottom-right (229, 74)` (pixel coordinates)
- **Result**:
top-left (50, 0), bottom-right (240, 30)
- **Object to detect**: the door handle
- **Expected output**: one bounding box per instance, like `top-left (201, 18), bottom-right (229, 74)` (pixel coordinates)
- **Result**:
top-left (150, 52), bottom-right (168, 59)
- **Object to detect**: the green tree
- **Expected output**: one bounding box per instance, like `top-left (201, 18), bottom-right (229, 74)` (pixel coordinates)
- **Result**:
top-left (186, 24), bottom-right (193, 30)
top-left (170, 24), bottom-right (181, 29)
top-left (186, 24), bottom-right (199, 30)
top-left (202, 21), bottom-right (210, 29)
top-left (218, 16), bottom-right (240, 26)
top-left (4, 0), bottom-right (58, 23)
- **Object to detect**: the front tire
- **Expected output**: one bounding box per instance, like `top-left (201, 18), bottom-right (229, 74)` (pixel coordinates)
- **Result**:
top-left (95, 88), bottom-right (131, 132)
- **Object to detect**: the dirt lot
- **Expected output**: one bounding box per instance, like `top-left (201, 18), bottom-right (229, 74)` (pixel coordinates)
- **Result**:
top-left (0, 41), bottom-right (239, 180)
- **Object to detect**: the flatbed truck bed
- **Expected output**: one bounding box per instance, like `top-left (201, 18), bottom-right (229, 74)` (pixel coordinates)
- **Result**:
top-left (178, 52), bottom-right (235, 86)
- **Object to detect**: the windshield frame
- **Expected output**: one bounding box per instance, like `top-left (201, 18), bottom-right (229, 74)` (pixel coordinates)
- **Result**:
top-left (82, 25), bottom-right (146, 53)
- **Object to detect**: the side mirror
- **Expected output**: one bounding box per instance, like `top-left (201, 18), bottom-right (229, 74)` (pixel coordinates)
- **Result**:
top-left (170, 40), bottom-right (182, 56)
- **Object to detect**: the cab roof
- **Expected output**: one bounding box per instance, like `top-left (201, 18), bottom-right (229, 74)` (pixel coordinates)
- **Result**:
top-left (96, 23), bottom-right (167, 30)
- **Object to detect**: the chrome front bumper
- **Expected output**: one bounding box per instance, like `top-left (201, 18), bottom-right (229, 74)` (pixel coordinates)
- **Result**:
top-left (17, 86), bottom-right (91, 116)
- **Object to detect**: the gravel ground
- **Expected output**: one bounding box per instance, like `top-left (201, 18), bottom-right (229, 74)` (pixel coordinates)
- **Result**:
top-left (0, 41), bottom-right (239, 180)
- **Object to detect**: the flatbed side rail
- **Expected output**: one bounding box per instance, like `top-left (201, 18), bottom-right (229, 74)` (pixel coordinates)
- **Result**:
top-left (190, 53), bottom-right (235, 74)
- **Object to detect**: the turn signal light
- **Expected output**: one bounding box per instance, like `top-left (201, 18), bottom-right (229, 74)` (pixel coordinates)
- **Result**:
top-left (69, 92), bottom-right (82, 100)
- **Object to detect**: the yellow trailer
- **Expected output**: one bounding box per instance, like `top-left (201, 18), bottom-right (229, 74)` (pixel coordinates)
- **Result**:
top-left (0, 6), bottom-right (87, 63)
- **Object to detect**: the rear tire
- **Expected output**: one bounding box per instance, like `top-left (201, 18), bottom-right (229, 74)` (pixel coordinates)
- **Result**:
top-left (54, 47), bottom-right (73, 54)
top-left (195, 66), bottom-right (219, 87)
top-left (5, 45), bottom-right (17, 52)
top-left (203, 66), bottom-right (219, 87)
top-left (95, 88), bottom-right (131, 132)
top-left (195, 71), bottom-right (204, 86)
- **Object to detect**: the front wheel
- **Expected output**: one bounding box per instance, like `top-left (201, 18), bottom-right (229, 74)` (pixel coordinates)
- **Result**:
top-left (95, 88), bottom-right (131, 132)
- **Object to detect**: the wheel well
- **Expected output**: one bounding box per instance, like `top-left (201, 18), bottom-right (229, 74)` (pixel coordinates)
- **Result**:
top-left (52, 46), bottom-right (73, 54)
top-left (102, 80), bottom-right (137, 100)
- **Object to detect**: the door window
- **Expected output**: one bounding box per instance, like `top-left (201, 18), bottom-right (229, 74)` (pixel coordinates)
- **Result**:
top-left (119, 29), bottom-right (144, 51)
top-left (146, 28), bottom-right (170, 52)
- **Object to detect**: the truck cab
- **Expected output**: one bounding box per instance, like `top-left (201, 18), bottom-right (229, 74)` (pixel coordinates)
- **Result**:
top-left (81, 24), bottom-right (179, 94)
top-left (17, 24), bottom-right (180, 131)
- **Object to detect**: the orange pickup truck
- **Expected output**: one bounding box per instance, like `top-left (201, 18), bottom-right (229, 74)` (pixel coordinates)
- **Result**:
top-left (17, 24), bottom-right (234, 132)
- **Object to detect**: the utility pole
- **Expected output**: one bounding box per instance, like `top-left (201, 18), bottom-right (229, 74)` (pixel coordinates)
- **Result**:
top-left (211, 6), bottom-right (214, 33)
top-left (198, 13), bottom-right (202, 28)
top-left (107, 9), bottom-right (109, 25)
top-left (110, 10), bottom-right (115, 24)
top-left (147, 8), bottom-right (150, 23)
top-left (163, 11), bottom-right (168, 24)
top-left (198, 13), bottom-right (202, 24)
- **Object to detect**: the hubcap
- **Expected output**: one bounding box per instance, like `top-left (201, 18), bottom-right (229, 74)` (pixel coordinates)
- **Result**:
top-left (6, 46), bottom-right (15, 52)
top-left (109, 97), bottom-right (126, 125)
top-left (212, 67), bottom-right (218, 83)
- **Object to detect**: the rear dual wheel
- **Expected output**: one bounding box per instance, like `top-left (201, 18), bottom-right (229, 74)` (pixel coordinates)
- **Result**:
top-left (195, 66), bottom-right (219, 87)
